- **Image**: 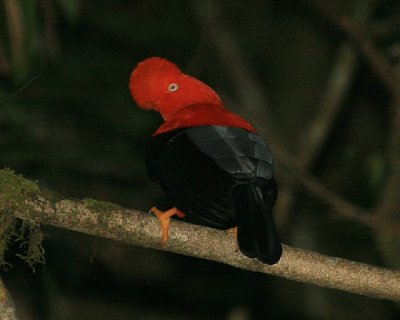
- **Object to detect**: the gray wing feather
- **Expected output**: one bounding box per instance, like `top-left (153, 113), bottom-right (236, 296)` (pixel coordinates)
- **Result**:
top-left (186, 126), bottom-right (273, 181)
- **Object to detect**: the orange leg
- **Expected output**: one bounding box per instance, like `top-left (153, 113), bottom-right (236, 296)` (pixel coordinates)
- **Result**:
top-left (150, 207), bottom-right (185, 246)
top-left (226, 226), bottom-right (239, 252)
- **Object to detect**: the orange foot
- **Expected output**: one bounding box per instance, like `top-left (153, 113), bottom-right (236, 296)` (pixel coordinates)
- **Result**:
top-left (150, 206), bottom-right (185, 246)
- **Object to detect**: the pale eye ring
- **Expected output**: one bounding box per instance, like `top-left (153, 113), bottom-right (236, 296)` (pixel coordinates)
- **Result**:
top-left (168, 83), bottom-right (179, 92)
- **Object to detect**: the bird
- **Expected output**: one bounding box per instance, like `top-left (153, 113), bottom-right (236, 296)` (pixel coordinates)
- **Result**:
top-left (129, 57), bottom-right (282, 264)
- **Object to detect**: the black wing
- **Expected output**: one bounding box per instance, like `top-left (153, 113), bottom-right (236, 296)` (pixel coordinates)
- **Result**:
top-left (146, 125), bottom-right (274, 226)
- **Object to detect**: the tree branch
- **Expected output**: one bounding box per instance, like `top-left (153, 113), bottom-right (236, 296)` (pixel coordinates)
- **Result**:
top-left (0, 277), bottom-right (19, 320)
top-left (307, 0), bottom-right (400, 267)
top-left (261, 135), bottom-right (400, 233)
top-left (337, 17), bottom-right (400, 96)
top-left (298, 0), bottom-right (377, 167)
top-left (0, 169), bottom-right (399, 302)
top-left (189, 0), bottom-right (390, 231)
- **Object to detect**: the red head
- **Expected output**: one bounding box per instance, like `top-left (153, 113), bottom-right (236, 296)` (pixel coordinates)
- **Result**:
top-left (129, 57), bottom-right (223, 120)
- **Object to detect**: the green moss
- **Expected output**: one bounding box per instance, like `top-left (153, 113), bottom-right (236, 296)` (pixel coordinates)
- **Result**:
top-left (82, 197), bottom-right (122, 213)
top-left (16, 225), bottom-right (46, 273)
top-left (0, 213), bottom-right (17, 270)
top-left (0, 168), bottom-right (46, 271)
top-left (0, 168), bottom-right (41, 217)
top-left (82, 198), bottom-right (122, 229)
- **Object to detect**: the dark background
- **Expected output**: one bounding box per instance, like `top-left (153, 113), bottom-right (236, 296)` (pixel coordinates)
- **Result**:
top-left (1, 0), bottom-right (400, 319)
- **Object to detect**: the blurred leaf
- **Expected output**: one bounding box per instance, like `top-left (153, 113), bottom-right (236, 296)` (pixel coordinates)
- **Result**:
top-left (20, 0), bottom-right (39, 62)
top-left (4, 0), bottom-right (27, 83)
top-left (376, 233), bottom-right (400, 269)
top-left (366, 154), bottom-right (388, 188)
top-left (55, 0), bottom-right (80, 24)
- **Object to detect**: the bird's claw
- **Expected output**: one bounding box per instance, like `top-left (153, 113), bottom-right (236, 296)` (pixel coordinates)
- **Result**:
top-left (149, 206), bottom-right (175, 246)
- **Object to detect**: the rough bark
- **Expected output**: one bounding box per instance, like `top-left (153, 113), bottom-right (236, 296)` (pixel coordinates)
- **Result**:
top-left (0, 168), bottom-right (399, 302)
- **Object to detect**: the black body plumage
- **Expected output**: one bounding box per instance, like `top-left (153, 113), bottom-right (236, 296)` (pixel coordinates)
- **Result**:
top-left (146, 125), bottom-right (282, 264)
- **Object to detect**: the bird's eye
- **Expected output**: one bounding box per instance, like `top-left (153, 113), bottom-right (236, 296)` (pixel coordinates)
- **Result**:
top-left (168, 83), bottom-right (179, 92)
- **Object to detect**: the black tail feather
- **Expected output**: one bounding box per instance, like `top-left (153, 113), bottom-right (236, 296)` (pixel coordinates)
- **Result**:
top-left (233, 181), bottom-right (282, 264)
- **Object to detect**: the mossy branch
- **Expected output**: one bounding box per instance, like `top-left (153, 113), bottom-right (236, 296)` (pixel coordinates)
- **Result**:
top-left (0, 168), bottom-right (399, 302)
